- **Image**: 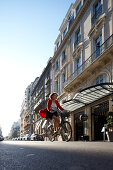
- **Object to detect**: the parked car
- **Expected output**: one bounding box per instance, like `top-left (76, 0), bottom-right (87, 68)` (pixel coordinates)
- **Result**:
top-left (14, 137), bottom-right (18, 140)
top-left (25, 134), bottom-right (31, 141)
top-left (0, 136), bottom-right (4, 141)
top-left (23, 136), bottom-right (26, 140)
top-left (35, 134), bottom-right (44, 141)
top-left (17, 137), bottom-right (20, 140)
top-left (31, 133), bottom-right (44, 141)
top-left (31, 133), bottom-right (36, 141)
top-left (20, 136), bottom-right (25, 140)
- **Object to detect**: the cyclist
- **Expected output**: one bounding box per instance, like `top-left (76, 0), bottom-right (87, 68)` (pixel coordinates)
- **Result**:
top-left (39, 92), bottom-right (65, 129)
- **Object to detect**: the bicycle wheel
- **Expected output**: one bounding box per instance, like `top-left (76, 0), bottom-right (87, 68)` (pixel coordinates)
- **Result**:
top-left (61, 121), bottom-right (72, 142)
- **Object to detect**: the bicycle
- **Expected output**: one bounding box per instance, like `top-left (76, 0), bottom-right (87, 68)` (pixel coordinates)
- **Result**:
top-left (45, 110), bottom-right (72, 142)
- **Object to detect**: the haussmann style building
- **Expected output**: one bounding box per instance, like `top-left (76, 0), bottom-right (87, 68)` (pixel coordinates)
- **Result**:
top-left (20, 0), bottom-right (113, 142)
top-left (51, 0), bottom-right (113, 141)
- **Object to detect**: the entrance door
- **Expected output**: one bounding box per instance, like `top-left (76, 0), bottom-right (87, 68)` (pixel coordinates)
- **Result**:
top-left (92, 101), bottom-right (109, 141)
top-left (76, 120), bottom-right (83, 141)
top-left (94, 114), bottom-right (107, 141)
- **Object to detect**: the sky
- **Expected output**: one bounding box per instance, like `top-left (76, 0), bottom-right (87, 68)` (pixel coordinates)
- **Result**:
top-left (0, 0), bottom-right (76, 136)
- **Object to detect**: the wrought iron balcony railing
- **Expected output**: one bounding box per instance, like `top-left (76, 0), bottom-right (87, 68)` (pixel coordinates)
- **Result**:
top-left (64, 34), bottom-right (113, 88)
top-left (91, 5), bottom-right (103, 25)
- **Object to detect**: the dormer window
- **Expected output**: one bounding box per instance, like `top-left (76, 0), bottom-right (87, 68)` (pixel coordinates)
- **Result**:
top-left (76, 2), bottom-right (82, 15)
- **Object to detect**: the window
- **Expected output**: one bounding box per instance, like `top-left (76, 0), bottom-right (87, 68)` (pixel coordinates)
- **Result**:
top-left (57, 42), bottom-right (60, 49)
top-left (92, 0), bottom-right (102, 24)
top-left (62, 50), bottom-right (66, 65)
top-left (69, 14), bottom-right (74, 28)
top-left (77, 57), bottom-right (81, 74)
top-left (63, 28), bottom-right (67, 38)
top-left (62, 72), bottom-right (66, 83)
top-left (76, 2), bottom-right (82, 15)
top-left (55, 81), bottom-right (58, 93)
top-left (95, 74), bottom-right (107, 85)
top-left (95, 34), bottom-right (102, 57)
top-left (55, 60), bottom-right (59, 71)
top-left (95, 0), bottom-right (102, 19)
top-left (75, 28), bottom-right (81, 48)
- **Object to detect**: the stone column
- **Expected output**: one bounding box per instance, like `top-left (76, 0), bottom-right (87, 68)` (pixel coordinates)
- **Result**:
top-left (111, 0), bottom-right (113, 34)
top-left (109, 96), bottom-right (113, 112)
top-left (71, 113), bottom-right (75, 141)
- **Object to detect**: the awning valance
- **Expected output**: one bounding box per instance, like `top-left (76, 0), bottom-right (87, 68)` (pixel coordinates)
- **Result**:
top-left (63, 83), bottom-right (113, 111)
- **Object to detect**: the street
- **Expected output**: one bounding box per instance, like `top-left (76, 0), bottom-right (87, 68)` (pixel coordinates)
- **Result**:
top-left (0, 141), bottom-right (113, 170)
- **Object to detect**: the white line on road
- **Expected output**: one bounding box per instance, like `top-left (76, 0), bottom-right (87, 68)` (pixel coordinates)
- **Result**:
top-left (26, 154), bottom-right (35, 157)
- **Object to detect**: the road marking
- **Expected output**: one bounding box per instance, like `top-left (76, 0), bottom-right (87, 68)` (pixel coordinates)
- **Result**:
top-left (20, 148), bottom-right (24, 150)
top-left (26, 154), bottom-right (35, 157)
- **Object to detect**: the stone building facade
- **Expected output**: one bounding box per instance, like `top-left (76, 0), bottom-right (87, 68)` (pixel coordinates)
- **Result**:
top-left (51, 0), bottom-right (113, 141)
top-left (20, 0), bottom-right (113, 141)
top-left (30, 57), bottom-right (52, 135)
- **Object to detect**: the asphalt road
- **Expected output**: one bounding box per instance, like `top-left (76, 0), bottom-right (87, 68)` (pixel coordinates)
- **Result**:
top-left (0, 141), bottom-right (113, 170)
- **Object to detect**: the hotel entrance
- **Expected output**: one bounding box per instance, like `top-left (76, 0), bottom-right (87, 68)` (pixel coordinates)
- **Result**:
top-left (62, 83), bottom-right (113, 141)
top-left (76, 119), bottom-right (83, 140)
top-left (74, 111), bottom-right (84, 141)
top-left (92, 101), bottom-right (109, 141)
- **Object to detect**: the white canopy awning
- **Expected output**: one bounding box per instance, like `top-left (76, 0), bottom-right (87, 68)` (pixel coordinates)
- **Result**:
top-left (63, 83), bottom-right (113, 111)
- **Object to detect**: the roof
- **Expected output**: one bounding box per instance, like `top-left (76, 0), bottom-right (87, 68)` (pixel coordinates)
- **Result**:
top-left (63, 83), bottom-right (113, 111)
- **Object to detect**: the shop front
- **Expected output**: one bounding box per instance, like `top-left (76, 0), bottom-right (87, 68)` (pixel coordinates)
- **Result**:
top-left (63, 83), bottom-right (113, 141)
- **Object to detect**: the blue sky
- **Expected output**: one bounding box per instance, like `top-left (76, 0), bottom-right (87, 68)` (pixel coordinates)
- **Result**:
top-left (0, 0), bottom-right (76, 136)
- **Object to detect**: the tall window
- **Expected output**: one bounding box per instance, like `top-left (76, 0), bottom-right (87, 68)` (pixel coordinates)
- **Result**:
top-left (69, 14), bottom-right (74, 28)
top-left (62, 50), bottom-right (66, 65)
top-left (95, 0), bottom-right (102, 19)
top-left (55, 60), bottom-right (59, 71)
top-left (77, 57), bottom-right (81, 74)
top-left (75, 28), bottom-right (81, 48)
top-left (76, 2), bottom-right (82, 15)
top-left (55, 80), bottom-right (58, 93)
top-left (62, 72), bottom-right (66, 83)
top-left (95, 74), bottom-right (107, 85)
top-left (92, 0), bottom-right (102, 24)
top-left (57, 42), bottom-right (60, 49)
top-left (95, 34), bottom-right (102, 58)
top-left (76, 29), bottom-right (81, 44)
top-left (63, 28), bottom-right (67, 38)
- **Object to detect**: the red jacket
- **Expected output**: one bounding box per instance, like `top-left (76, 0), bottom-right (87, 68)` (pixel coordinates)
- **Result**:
top-left (47, 99), bottom-right (64, 112)
top-left (39, 100), bottom-right (64, 119)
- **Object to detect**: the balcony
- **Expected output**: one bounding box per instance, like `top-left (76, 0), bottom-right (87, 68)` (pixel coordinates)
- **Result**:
top-left (64, 34), bottom-right (113, 90)
top-left (91, 5), bottom-right (103, 25)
